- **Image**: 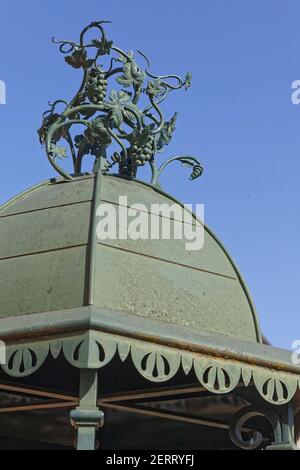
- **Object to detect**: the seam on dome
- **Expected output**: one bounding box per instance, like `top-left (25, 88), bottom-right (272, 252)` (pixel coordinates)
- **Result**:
top-left (97, 242), bottom-right (237, 280)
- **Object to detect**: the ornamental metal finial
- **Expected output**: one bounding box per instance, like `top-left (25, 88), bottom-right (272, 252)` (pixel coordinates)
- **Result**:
top-left (38, 21), bottom-right (203, 186)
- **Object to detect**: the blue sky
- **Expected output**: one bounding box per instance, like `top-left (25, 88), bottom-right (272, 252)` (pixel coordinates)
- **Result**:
top-left (0, 0), bottom-right (299, 349)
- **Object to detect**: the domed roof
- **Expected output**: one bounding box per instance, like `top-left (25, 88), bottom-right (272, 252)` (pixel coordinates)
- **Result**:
top-left (0, 174), bottom-right (262, 343)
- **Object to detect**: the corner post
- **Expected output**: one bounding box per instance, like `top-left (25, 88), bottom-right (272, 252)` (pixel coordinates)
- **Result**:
top-left (70, 369), bottom-right (104, 451)
top-left (266, 403), bottom-right (298, 450)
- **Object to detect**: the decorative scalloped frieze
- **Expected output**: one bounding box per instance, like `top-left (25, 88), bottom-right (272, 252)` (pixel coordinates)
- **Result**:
top-left (1, 331), bottom-right (299, 406)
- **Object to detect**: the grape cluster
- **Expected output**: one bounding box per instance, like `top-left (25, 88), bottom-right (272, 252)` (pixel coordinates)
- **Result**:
top-left (86, 68), bottom-right (107, 104)
top-left (130, 136), bottom-right (155, 167)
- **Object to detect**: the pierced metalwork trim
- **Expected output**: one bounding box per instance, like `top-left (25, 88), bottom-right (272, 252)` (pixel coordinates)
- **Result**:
top-left (2, 331), bottom-right (299, 406)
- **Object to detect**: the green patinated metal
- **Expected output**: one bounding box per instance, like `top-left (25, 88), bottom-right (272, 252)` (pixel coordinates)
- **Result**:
top-left (0, 175), bottom-right (261, 341)
top-left (38, 21), bottom-right (203, 186)
top-left (0, 21), bottom-right (299, 451)
top-left (70, 370), bottom-right (104, 451)
top-left (0, 175), bottom-right (299, 418)
top-left (0, 167), bottom-right (297, 448)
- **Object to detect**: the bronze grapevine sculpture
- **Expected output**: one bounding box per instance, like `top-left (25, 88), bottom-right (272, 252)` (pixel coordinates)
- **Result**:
top-left (38, 21), bottom-right (203, 186)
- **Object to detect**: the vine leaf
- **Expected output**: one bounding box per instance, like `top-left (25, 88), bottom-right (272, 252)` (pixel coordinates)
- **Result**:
top-left (156, 112), bottom-right (177, 151)
top-left (89, 116), bottom-right (112, 145)
top-left (117, 60), bottom-right (146, 88)
top-left (123, 102), bottom-right (140, 122)
top-left (117, 50), bottom-right (134, 63)
top-left (38, 113), bottom-right (61, 145)
top-left (146, 79), bottom-right (163, 97)
top-left (92, 38), bottom-right (113, 55)
top-left (65, 49), bottom-right (93, 69)
top-left (184, 72), bottom-right (192, 90)
top-left (126, 126), bottom-right (154, 147)
top-left (75, 117), bottom-right (112, 160)
top-left (74, 134), bottom-right (91, 154)
top-left (50, 144), bottom-right (68, 160)
top-left (105, 90), bottom-right (131, 127)
top-left (79, 107), bottom-right (97, 119)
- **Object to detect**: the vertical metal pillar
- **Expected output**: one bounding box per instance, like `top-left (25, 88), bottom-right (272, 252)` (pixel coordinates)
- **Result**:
top-left (266, 403), bottom-right (298, 450)
top-left (70, 369), bottom-right (104, 451)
